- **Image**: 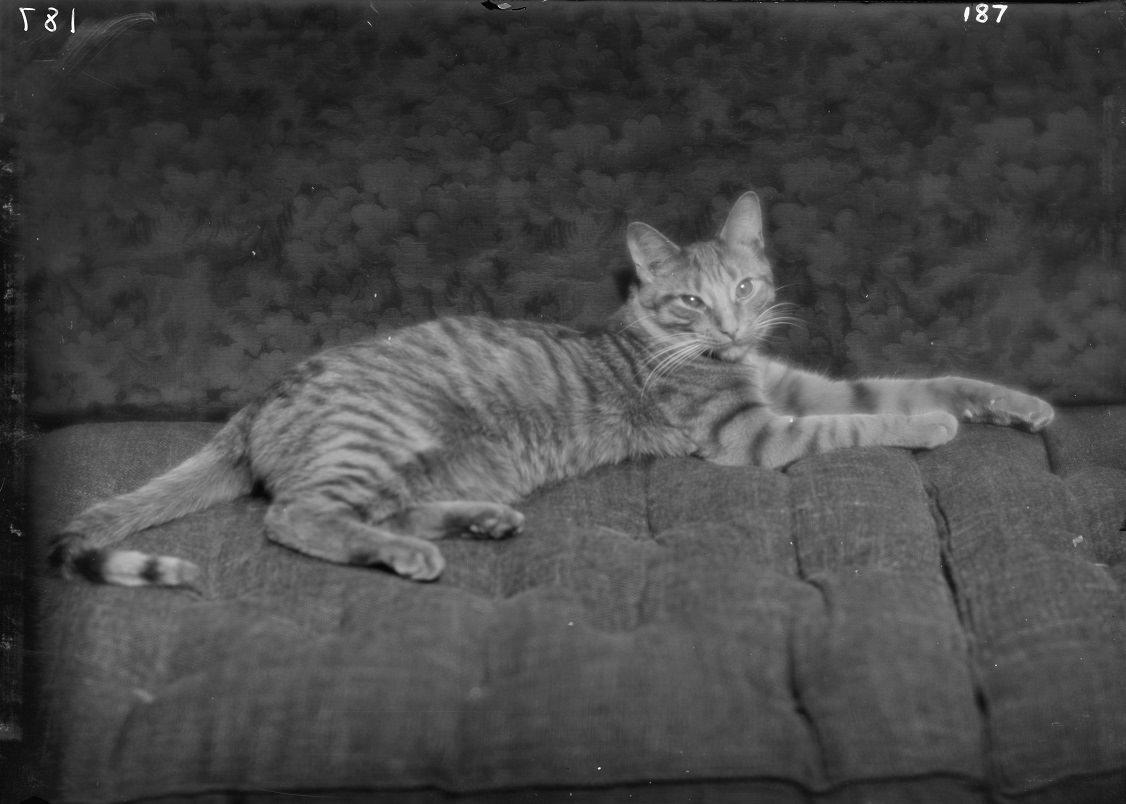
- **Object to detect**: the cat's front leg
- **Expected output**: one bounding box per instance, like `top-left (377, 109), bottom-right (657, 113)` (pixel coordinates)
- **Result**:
top-left (758, 358), bottom-right (1054, 432)
top-left (704, 409), bottom-right (959, 469)
top-left (928, 377), bottom-right (1055, 432)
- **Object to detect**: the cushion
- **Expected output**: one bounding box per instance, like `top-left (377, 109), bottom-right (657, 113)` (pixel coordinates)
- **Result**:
top-left (27, 408), bottom-right (1126, 802)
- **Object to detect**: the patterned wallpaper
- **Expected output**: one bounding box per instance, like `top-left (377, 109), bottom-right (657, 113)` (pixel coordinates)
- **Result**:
top-left (8, 1), bottom-right (1125, 421)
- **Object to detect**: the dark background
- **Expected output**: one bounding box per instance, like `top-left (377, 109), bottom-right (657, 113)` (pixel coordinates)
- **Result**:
top-left (5, 0), bottom-right (1126, 424)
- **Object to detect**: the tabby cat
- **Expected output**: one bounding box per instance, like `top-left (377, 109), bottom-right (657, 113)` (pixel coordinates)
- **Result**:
top-left (50, 191), bottom-right (1054, 587)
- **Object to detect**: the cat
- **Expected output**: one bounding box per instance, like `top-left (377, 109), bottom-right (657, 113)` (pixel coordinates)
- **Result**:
top-left (49, 191), bottom-right (1054, 587)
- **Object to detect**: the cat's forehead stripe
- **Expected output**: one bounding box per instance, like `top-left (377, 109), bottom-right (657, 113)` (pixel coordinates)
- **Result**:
top-left (683, 242), bottom-right (768, 284)
top-left (687, 243), bottom-right (726, 281)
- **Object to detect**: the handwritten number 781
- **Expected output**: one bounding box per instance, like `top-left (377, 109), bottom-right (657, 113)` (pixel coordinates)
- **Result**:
top-left (19, 7), bottom-right (77, 33)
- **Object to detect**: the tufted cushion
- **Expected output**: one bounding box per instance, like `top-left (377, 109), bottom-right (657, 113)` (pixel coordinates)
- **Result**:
top-left (28, 409), bottom-right (1126, 802)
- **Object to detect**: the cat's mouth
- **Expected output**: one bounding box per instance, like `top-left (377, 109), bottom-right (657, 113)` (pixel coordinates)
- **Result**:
top-left (707, 340), bottom-right (756, 363)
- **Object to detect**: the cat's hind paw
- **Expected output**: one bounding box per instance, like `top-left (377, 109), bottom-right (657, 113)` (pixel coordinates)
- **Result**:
top-left (352, 537), bottom-right (446, 582)
top-left (399, 501), bottom-right (525, 540)
top-left (463, 504), bottom-right (525, 540)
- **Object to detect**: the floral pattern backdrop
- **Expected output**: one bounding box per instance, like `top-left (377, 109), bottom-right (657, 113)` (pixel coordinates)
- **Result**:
top-left (6, 0), bottom-right (1125, 422)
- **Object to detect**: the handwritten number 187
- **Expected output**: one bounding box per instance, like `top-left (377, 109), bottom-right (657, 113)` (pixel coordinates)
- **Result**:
top-left (19, 8), bottom-right (77, 33)
top-left (964, 4), bottom-right (1007, 23)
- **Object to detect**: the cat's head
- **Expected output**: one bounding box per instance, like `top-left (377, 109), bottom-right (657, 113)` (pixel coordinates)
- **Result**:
top-left (626, 191), bottom-right (784, 364)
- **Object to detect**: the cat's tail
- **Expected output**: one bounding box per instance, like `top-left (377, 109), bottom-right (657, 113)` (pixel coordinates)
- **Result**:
top-left (47, 407), bottom-right (256, 588)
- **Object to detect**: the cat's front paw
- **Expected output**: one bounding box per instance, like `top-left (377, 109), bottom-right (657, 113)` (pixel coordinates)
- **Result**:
top-left (913, 411), bottom-right (959, 448)
top-left (963, 391), bottom-right (1055, 432)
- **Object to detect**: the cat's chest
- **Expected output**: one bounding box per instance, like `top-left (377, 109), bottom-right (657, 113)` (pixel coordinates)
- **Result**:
top-left (644, 359), bottom-right (766, 445)
top-left (605, 391), bottom-right (699, 460)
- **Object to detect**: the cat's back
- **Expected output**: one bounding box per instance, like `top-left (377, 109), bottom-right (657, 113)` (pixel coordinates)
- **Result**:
top-left (248, 315), bottom-right (596, 443)
top-left (299, 315), bottom-right (588, 394)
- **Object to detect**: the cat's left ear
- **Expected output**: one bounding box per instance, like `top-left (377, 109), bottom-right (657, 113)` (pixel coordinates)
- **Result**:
top-left (719, 191), bottom-right (765, 252)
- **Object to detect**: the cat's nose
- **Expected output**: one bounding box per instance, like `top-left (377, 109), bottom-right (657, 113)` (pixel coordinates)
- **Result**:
top-left (715, 310), bottom-right (740, 341)
top-left (718, 323), bottom-right (740, 341)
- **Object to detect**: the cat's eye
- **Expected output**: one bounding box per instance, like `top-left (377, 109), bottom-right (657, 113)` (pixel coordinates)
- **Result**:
top-left (735, 278), bottom-right (756, 299)
top-left (680, 295), bottom-right (705, 309)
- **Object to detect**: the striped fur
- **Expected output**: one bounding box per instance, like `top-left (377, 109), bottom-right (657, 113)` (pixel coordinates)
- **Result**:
top-left (50, 191), bottom-right (1054, 586)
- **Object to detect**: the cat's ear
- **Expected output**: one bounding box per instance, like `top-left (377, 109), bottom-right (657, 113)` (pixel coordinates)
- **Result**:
top-left (719, 191), bottom-right (765, 252)
top-left (627, 222), bottom-right (681, 282)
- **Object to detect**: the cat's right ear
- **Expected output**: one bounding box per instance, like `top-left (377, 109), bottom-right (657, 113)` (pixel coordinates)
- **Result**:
top-left (627, 222), bottom-right (681, 282)
top-left (719, 191), bottom-right (765, 253)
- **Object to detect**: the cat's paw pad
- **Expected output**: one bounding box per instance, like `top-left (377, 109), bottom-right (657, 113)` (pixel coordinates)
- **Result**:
top-left (465, 505), bottom-right (525, 540)
top-left (982, 393), bottom-right (1055, 432)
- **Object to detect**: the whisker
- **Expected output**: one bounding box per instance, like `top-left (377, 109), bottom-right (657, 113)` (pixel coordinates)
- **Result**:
top-left (617, 310), bottom-right (661, 336)
top-left (618, 310), bottom-right (713, 390)
top-left (754, 303), bottom-right (806, 336)
top-left (763, 301), bottom-right (800, 316)
top-left (627, 297), bottom-right (807, 393)
top-left (646, 340), bottom-right (701, 374)
top-left (643, 335), bottom-right (701, 364)
top-left (755, 330), bottom-right (797, 348)
top-left (627, 311), bottom-right (658, 326)
top-left (648, 349), bottom-right (705, 390)
top-left (642, 338), bottom-right (709, 391)
top-left (761, 310), bottom-right (806, 326)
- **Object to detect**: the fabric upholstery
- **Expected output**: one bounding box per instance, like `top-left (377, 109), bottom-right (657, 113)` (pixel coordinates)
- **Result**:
top-left (27, 408), bottom-right (1126, 802)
